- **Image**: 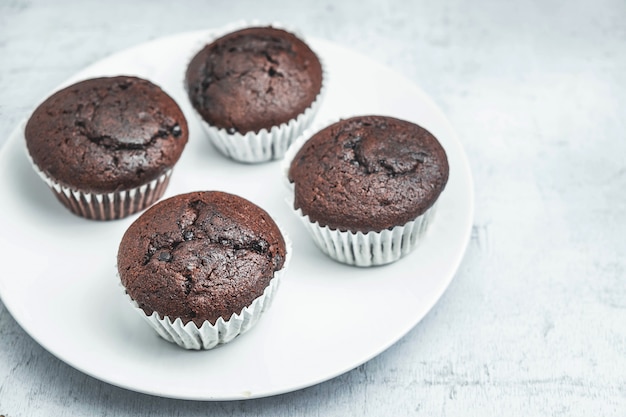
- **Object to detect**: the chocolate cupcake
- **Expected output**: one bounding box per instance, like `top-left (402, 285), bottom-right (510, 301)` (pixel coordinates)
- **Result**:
top-left (285, 115), bottom-right (449, 266)
top-left (25, 76), bottom-right (188, 220)
top-left (117, 191), bottom-right (289, 349)
top-left (185, 25), bottom-right (324, 163)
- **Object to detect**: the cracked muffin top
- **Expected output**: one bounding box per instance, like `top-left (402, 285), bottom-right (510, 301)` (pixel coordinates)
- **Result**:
top-left (288, 115), bottom-right (449, 233)
top-left (117, 191), bottom-right (287, 326)
top-left (25, 76), bottom-right (188, 194)
top-left (185, 26), bottom-right (323, 134)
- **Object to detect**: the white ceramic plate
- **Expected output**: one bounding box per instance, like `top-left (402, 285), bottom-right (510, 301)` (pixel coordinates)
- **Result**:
top-left (0, 29), bottom-right (473, 400)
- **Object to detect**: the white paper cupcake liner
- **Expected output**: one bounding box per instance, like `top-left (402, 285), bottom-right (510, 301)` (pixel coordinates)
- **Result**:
top-left (25, 145), bottom-right (172, 220)
top-left (185, 20), bottom-right (327, 163)
top-left (293, 204), bottom-right (437, 267)
top-left (127, 273), bottom-right (281, 350)
top-left (282, 117), bottom-right (439, 267)
top-left (121, 228), bottom-right (292, 350)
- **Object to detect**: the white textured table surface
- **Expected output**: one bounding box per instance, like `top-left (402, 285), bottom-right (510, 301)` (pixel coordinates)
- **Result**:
top-left (1, 0), bottom-right (625, 415)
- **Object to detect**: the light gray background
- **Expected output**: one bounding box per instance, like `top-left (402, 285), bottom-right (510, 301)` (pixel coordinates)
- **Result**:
top-left (1, 0), bottom-right (625, 415)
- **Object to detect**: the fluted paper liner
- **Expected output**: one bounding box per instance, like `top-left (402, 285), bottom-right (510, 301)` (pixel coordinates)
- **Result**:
top-left (292, 205), bottom-right (437, 267)
top-left (25, 139), bottom-right (172, 220)
top-left (185, 20), bottom-right (327, 163)
top-left (282, 118), bottom-right (439, 267)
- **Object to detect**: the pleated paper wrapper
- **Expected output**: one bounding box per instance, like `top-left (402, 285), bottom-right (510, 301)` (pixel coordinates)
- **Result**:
top-left (25, 141), bottom-right (172, 220)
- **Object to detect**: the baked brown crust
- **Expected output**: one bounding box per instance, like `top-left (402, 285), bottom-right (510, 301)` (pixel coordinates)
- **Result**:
top-left (25, 76), bottom-right (188, 193)
top-left (288, 116), bottom-right (449, 232)
top-left (117, 191), bottom-right (287, 326)
top-left (185, 26), bottom-right (322, 134)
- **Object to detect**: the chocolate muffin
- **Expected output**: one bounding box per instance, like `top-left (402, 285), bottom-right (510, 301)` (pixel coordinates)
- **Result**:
top-left (286, 115), bottom-right (449, 266)
top-left (25, 76), bottom-right (188, 220)
top-left (117, 191), bottom-right (289, 349)
top-left (185, 25), bottom-right (324, 162)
